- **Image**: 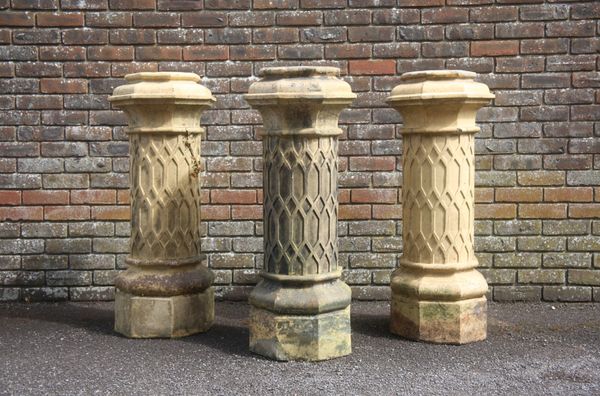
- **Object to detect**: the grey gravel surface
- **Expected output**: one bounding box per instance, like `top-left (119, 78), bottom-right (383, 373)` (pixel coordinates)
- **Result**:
top-left (1, 301), bottom-right (599, 395)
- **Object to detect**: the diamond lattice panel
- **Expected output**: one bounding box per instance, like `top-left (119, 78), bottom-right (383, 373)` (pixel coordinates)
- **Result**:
top-left (264, 136), bottom-right (338, 275)
top-left (402, 133), bottom-right (475, 265)
top-left (129, 133), bottom-right (201, 260)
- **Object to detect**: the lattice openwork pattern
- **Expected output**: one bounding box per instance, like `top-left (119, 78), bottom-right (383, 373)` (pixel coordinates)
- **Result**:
top-left (263, 135), bottom-right (338, 275)
top-left (129, 133), bottom-right (201, 260)
top-left (402, 133), bottom-right (476, 265)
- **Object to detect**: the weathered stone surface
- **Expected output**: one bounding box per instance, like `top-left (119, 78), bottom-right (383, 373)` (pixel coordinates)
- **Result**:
top-left (115, 288), bottom-right (214, 338)
top-left (249, 306), bottom-right (351, 361)
top-left (386, 70), bottom-right (494, 344)
top-left (245, 66), bottom-right (355, 361)
top-left (109, 72), bottom-right (216, 338)
top-left (390, 296), bottom-right (487, 345)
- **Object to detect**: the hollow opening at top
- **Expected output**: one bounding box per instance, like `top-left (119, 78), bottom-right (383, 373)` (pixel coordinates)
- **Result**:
top-left (259, 66), bottom-right (340, 79)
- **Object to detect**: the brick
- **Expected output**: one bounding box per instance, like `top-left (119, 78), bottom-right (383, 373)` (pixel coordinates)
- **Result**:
top-left (326, 10), bottom-right (369, 25)
top-left (37, 12), bottom-right (84, 27)
top-left (519, 5), bottom-right (568, 21)
top-left (543, 286), bottom-right (591, 302)
top-left (93, 237), bottom-right (128, 253)
top-left (349, 253), bottom-right (395, 269)
top-left (86, 12), bottom-right (132, 27)
top-left (70, 254), bottom-right (114, 270)
top-left (545, 89), bottom-right (595, 105)
top-left (43, 174), bottom-right (89, 189)
top-left (211, 189), bottom-right (256, 204)
top-left (325, 44), bottom-right (371, 59)
top-left (494, 219), bottom-right (541, 236)
top-left (470, 6), bottom-right (517, 22)
top-left (519, 204), bottom-right (567, 219)
top-left (208, 221), bottom-right (254, 236)
top-left (543, 220), bottom-right (589, 236)
top-left (64, 62), bottom-right (111, 78)
top-left (544, 253), bottom-right (591, 269)
top-left (568, 270), bottom-right (600, 286)
top-left (372, 9), bottom-right (418, 25)
top-left (15, 62), bottom-right (62, 78)
top-left (158, 29), bottom-right (205, 44)
top-left (109, 0), bottom-right (154, 9)
top-left (339, 205), bottom-right (371, 220)
top-left (46, 270), bottom-right (92, 286)
top-left (495, 188), bottom-right (542, 203)
top-left (0, 271), bottom-right (45, 287)
top-left (348, 26), bottom-right (395, 42)
top-left (40, 79), bottom-right (87, 94)
top-left (569, 236), bottom-right (600, 252)
top-left (567, 171), bottom-right (600, 186)
top-left (278, 45), bottom-right (323, 60)
top-left (205, 28), bottom-right (251, 44)
top-left (521, 38), bottom-right (568, 55)
top-left (422, 42), bottom-right (469, 58)
top-left (62, 29), bottom-right (108, 45)
top-left (348, 220), bottom-right (395, 236)
top-left (231, 205), bottom-right (261, 220)
top-left (88, 46), bottom-right (134, 61)
top-left (109, 29), bottom-right (155, 44)
top-left (518, 236), bottom-right (565, 252)
top-left (253, 27), bottom-right (298, 43)
top-left (569, 205), bottom-right (600, 219)
top-left (62, 0), bottom-right (106, 9)
top-left (22, 190), bottom-right (68, 205)
top-left (445, 24), bottom-right (493, 40)
top-left (422, 7), bottom-right (468, 24)
top-left (44, 206), bottom-right (90, 221)
top-left (480, 269), bottom-right (515, 285)
top-left (372, 204), bottom-right (401, 220)
top-left (181, 45), bottom-right (228, 61)
top-left (475, 202), bottom-right (516, 220)
top-left (546, 21), bottom-right (595, 38)
top-left (499, 23), bottom-right (545, 40)
top-left (71, 189), bottom-right (116, 204)
top-left (70, 286), bottom-right (114, 301)
top-left (301, 0), bottom-right (345, 8)
top-left (302, 27), bottom-right (346, 43)
top-left (349, 157), bottom-right (395, 171)
top-left (156, 0), bottom-right (203, 10)
top-left (92, 206), bottom-right (130, 220)
top-left (22, 255), bottom-right (67, 270)
top-left (544, 188), bottom-right (593, 203)
top-left (0, 12), bottom-right (34, 27)
top-left (133, 12), bottom-right (180, 28)
top-left (518, 171), bottom-right (564, 187)
top-left (351, 189), bottom-right (396, 204)
top-left (211, 253), bottom-right (254, 269)
top-left (398, 25), bottom-right (444, 41)
top-left (518, 270), bottom-right (564, 285)
top-left (496, 57), bottom-right (545, 73)
top-left (471, 40), bottom-right (518, 56)
top-left (182, 12), bottom-right (226, 27)
top-left (0, 191), bottom-right (21, 205)
top-left (397, 0), bottom-right (443, 6)
top-left (136, 46), bottom-right (181, 61)
top-left (21, 287), bottom-right (68, 302)
top-left (277, 10), bottom-right (322, 25)
top-left (349, 60), bottom-right (395, 76)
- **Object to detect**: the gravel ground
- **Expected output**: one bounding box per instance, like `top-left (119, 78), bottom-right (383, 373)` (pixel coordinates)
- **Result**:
top-left (1, 301), bottom-right (599, 395)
